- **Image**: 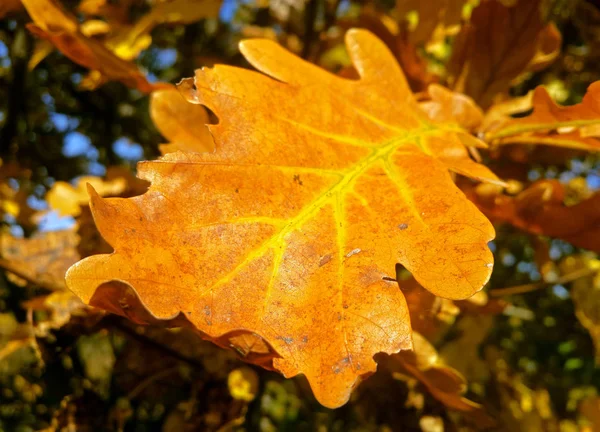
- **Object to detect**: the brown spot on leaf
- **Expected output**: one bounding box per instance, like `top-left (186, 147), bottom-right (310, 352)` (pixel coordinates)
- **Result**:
top-left (319, 254), bottom-right (332, 267)
top-left (345, 248), bottom-right (361, 258)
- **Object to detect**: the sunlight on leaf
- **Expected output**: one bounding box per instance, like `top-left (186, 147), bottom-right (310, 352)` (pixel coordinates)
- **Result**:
top-left (65, 29), bottom-right (500, 408)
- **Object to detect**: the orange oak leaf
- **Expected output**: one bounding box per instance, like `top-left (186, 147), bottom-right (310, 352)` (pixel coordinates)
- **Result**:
top-left (419, 84), bottom-right (484, 132)
top-left (479, 91), bottom-right (534, 132)
top-left (401, 276), bottom-right (459, 339)
top-left (526, 22), bottom-right (562, 74)
top-left (484, 82), bottom-right (600, 150)
top-left (448, 0), bottom-right (560, 109)
top-left (465, 180), bottom-right (600, 253)
top-left (382, 332), bottom-right (495, 427)
top-left (402, 274), bottom-right (506, 340)
top-left (66, 30), bottom-right (497, 408)
top-left (150, 87), bottom-right (214, 155)
top-left (20, 0), bottom-right (156, 92)
top-left (337, 6), bottom-right (437, 91)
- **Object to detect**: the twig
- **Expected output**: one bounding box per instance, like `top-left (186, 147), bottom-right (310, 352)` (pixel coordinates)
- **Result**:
top-left (490, 267), bottom-right (597, 297)
top-left (127, 366), bottom-right (181, 399)
top-left (106, 316), bottom-right (205, 369)
top-left (301, 0), bottom-right (319, 59)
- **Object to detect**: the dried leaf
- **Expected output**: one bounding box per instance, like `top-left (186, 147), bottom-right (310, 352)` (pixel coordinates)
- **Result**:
top-left (28, 39), bottom-right (54, 70)
top-left (485, 82), bottom-right (600, 150)
top-left (21, 0), bottom-right (155, 92)
top-left (150, 87), bottom-right (214, 155)
top-left (480, 90), bottom-right (533, 132)
top-left (465, 180), bottom-right (600, 252)
top-left (401, 276), bottom-right (460, 340)
top-left (21, 291), bottom-right (87, 336)
top-left (384, 332), bottom-right (495, 427)
top-left (1, 229), bottom-right (80, 291)
top-left (47, 176), bottom-right (127, 217)
top-left (71, 0), bottom-right (222, 91)
top-left (448, 0), bottom-right (555, 109)
top-left (419, 84), bottom-right (484, 132)
top-left (99, 0), bottom-right (222, 65)
top-left (67, 30), bottom-right (497, 408)
top-left (525, 22), bottom-right (562, 73)
top-left (337, 6), bottom-right (437, 91)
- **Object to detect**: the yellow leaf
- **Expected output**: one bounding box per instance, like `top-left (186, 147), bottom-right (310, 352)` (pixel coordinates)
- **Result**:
top-left (46, 176), bottom-right (126, 217)
top-left (150, 87), bottom-right (214, 155)
top-left (21, 0), bottom-right (155, 92)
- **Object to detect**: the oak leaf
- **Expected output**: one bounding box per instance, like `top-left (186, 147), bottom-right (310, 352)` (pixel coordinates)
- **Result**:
top-left (21, 0), bottom-right (155, 92)
top-left (465, 180), bottom-right (600, 253)
top-left (46, 176), bottom-right (127, 217)
top-left (485, 82), bottom-right (600, 151)
top-left (150, 87), bottom-right (214, 155)
top-left (448, 0), bottom-right (560, 109)
top-left (337, 6), bottom-right (437, 91)
top-left (401, 276), bottom-right (459, 339)
top-left (69, 0), bottom-right (222, 90)
top-left (419, 84), bottom-right (484, 132)
top-left (383, 332), bottom-right (495, 427)
top-left (21, 291), bottom-right (87, 337)
top-left (67, 29), bottom-right (497, 408)
top-left (1, 229), bottom-right (80, 292)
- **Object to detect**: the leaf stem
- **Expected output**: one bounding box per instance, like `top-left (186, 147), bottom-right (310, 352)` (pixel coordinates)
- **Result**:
top-left (490, 267), bottom-right (597, 297)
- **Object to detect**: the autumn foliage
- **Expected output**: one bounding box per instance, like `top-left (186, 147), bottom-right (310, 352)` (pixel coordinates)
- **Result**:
top-left (2, 0), bottom-right (600, 430)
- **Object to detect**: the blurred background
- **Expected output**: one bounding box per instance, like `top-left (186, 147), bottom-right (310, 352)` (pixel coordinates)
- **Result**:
top-left (1, 0), bottom-right (600, 430)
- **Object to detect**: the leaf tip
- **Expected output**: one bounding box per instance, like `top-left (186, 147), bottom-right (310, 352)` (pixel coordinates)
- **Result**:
top-left (85, 182), bottom-right (99, 199)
